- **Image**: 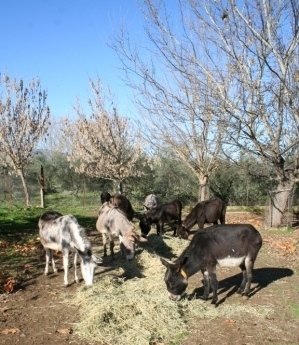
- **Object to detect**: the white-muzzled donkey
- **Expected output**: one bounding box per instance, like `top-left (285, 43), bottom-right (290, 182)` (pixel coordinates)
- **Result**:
top-left (38, 211), bottom-right (96, 287)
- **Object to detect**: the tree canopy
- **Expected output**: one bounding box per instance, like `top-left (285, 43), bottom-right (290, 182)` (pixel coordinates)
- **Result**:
top-left (64, 79), bottom-right (145, 193)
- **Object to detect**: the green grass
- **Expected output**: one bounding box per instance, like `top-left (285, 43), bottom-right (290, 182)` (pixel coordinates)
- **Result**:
top-left (264, 225), bottom-right (296, 236)
top-left (0, 192), bottom-right (100, 238)
top-left (227, 205), bottom-right (265, 214)
top-left (290, 304), bottom-right (299, 319)
top-left (0, 192), bottom-right (102, 288)
top-left (45, 192), bottom-right (99, 215)
top-left (0, 207), bottom-right (42, 242)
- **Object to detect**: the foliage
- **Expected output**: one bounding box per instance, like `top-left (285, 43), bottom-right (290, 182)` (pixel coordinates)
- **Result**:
top-left (127, 153), bottom-right (199, 205)
top-left (209, 158), bottom-right (276, 205)
top-left (0, 148), bottom-right (286, 208)
top-left (28, 150), bottom-right (112, 194)
top-left (151, 155), bottom-right (198, 203)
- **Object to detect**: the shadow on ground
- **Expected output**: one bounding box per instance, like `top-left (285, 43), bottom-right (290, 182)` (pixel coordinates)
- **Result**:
top-left (189, 267), bottom-right (294, 305)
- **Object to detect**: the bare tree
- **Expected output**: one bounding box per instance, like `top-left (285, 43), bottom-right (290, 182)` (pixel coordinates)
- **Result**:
top-left (64, 79), bottom-right (145, 193)
top-left (184, 0), bottom-right (299, 226)
top-left (112, 0), bottom-right (226, 201)
top-left (0, 74), bottom-right (50, 207)
top-left (113, 0), bottom-right (299, 225)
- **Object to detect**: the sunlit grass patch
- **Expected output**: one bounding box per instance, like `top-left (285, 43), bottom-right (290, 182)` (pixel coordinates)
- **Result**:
top-left (290, 304), bottom-right (299, 319)
top-left (69, 235), bottom-right (273, 345)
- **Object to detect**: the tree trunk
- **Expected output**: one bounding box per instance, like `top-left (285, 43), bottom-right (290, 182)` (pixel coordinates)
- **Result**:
top-left (198, 174), bottom-right (209, 201)
top-left (83, 177), bottom-right (86, 207)
top-left (267, 181), bottom-right (295, 227)
top-left (18, 168), bottom-right (31, 207)
top-left (3, 168), bottom-right (13, 206)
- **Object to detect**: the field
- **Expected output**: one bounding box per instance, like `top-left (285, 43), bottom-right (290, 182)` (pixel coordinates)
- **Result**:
top-left (0, 200), bottom-right (299, 345)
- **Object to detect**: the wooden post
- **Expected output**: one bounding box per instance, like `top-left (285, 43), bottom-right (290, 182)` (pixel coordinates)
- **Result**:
top-left (38, 165), bottom-right (45, 208)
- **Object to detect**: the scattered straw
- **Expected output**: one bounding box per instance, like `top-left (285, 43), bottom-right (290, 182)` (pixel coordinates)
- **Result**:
top-left (68, 235), bottom-right (273, 345)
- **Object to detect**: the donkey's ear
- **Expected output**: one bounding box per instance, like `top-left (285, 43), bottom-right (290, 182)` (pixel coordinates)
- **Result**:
top-left (133, 232), bottom-right (148, 244)
top-left (181, 256), bottom-right (188, 266)
top-left (160, 257), bottom-right (177, 268)
top-left (176, 256), bottom-right (188, 271)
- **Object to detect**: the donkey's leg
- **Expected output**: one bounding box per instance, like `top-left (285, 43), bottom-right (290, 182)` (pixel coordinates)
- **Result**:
top-left (102, 233), bottom-right (108, 257)
top-left (202, 270), bottom-right (210, 300)
top-left (50, 250), bottom-right (57, 273)
top-left (73, 251), bottom-right (79, 283)
top-left (44, 248), bottom-right (51, 275)
top-left (119, 235), bottom-right (124, 256)
top-left (197, 219), bottom-right (205, 231)
top-left (208, 269), bottom-right (218, 305)
top-left (110, 239), bottom-right (115, 257)
top-left (243, 257), bottom-right (254, 296)
top-left (237, 262), bottom-right (247, 294)
top-left (219, 209), bottom-right (226, 224)
top-left (62, 249), bottom-right (69, 287)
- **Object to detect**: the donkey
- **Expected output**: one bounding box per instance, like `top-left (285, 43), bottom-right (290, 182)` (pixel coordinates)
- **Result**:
top-left (139, 199), bottom-right (182, 237)
top-left (96, 202), bottom-right (147, 260)
top-left (161, 224), bottom-right (262, 305)
top-left (38, 211), bottom-right (95, 287)
top-left (177, 198), bottom-right (227, 239)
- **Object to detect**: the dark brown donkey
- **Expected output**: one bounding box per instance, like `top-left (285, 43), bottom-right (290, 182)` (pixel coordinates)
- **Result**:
top-left (177, 198), bottom-right (226, 239)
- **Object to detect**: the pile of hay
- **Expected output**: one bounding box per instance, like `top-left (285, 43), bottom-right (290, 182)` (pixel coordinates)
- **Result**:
top-left (69, 235), bottom-right (273, 345)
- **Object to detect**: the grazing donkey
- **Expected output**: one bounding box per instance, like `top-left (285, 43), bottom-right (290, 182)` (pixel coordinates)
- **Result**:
top-left (100, 191), bottom-right (111, 204)
top-left (109, 193), bottom-right (135, 221)
top-left (161, 224), bottom-right (262, 305)
top-left (177, 198), bottom-right (227, 239)
top-left (139, 199), bottom-right (182, 237)
top-left (38, 211), bottom-right (95, 287)
top-left (96, 202), bottom-right (146, 260)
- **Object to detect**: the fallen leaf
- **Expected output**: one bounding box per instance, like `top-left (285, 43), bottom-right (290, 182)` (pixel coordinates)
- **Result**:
top-left (0, 307), bottom-right (9, 313)
top-left (56, 327), bottom-right (73, 335)
top-left (0, 240), bottom-right (9, 249)
top-left (3, 278), bottom-right (16, 294)
top-left (224, 319), bottom-right (236, 326)
top-left (1, 328), bottom-right (20, 334)
top-left (265, 238), bottom-right (298, 254)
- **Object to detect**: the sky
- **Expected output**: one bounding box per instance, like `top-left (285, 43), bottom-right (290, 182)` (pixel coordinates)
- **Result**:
top-left (0, 0), bottom-right (145, 120)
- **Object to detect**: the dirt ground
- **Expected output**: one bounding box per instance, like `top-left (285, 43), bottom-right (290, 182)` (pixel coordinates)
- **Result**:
top-left (1, 212), bottom-right (299, 345)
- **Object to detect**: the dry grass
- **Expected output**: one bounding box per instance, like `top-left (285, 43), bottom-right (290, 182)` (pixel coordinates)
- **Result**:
top-left (68, 235), bottom-right (273, 345)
